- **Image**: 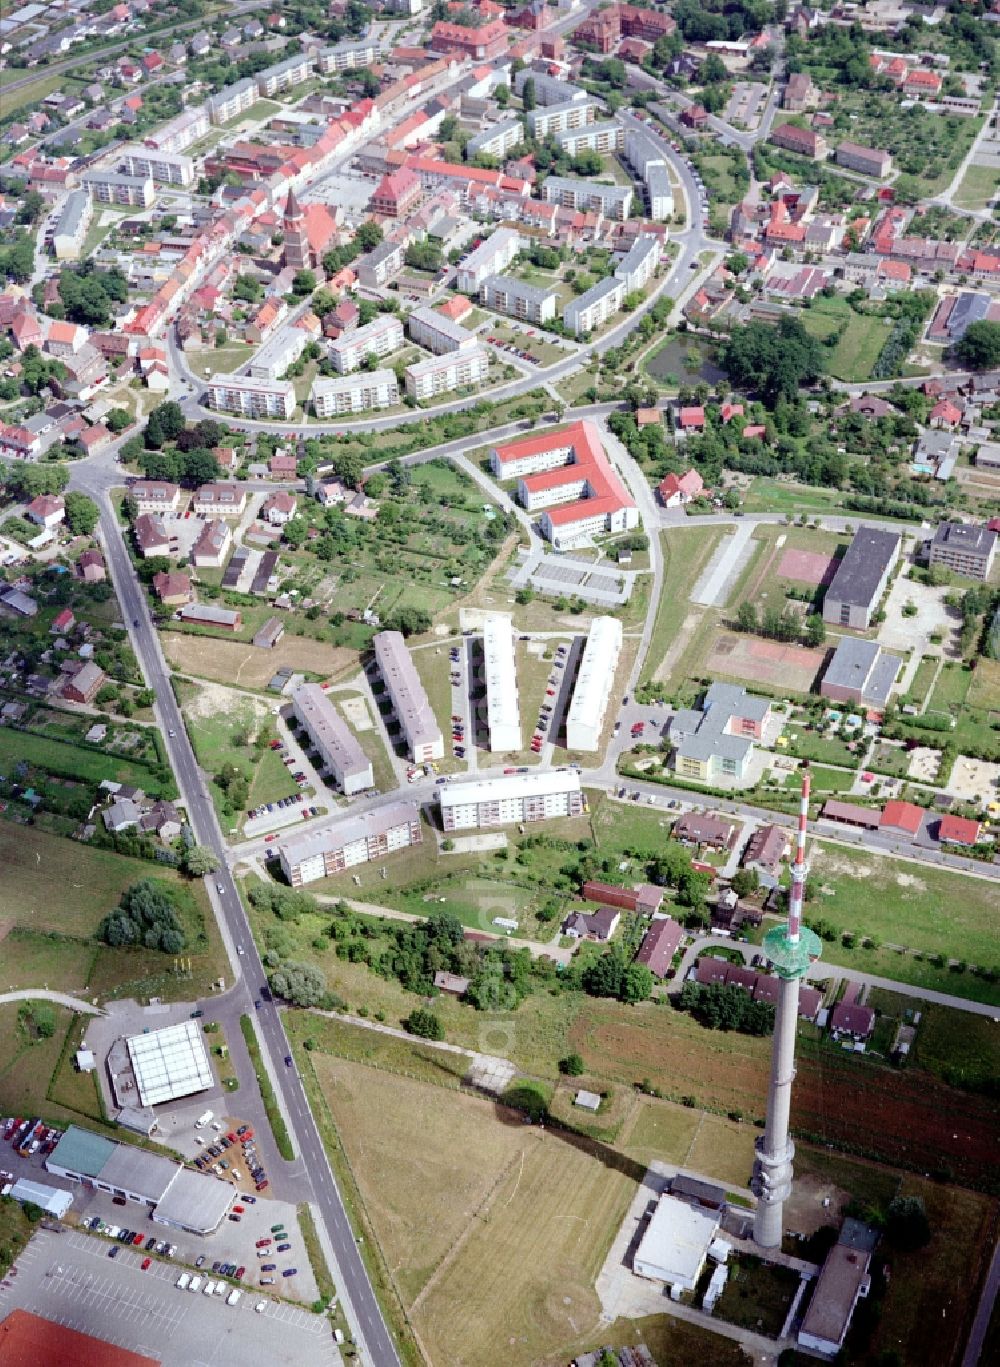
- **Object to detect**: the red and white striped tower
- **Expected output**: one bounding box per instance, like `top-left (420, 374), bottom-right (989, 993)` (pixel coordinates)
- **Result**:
top-left (752, 768), bottom-right (821, 1249)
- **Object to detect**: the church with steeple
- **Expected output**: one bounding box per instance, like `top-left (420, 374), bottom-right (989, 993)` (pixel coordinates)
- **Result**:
top-left (280, 188), bottom-right (340, 273)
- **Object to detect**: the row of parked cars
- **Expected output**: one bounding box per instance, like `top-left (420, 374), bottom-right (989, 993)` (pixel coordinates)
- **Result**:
top-left (3, 1116), bottom-right (63, 1157)
top-left (254, 1221), bottom-right (296, 1284)
top-left (83, 1215), bottom-right (177, 1260)
top-left (449, 644), bottom-right (467, 758)
top-left (530, 643), bottom-right (569, 753)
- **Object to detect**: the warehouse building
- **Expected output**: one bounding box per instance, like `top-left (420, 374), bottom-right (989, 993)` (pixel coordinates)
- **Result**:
top-left (277, 802), bottom-right (422, 885)
top-left (373, 630), bottom-right (443, 762)
top-left (125, 1021), bottom-right (213, 1108)
top-left (483, 612), bottom-right (522, 752)
top-left (46, 1126), bottom-right (234, 1235)
top-left (633, 1194), bottom-right (722, 1293)
top-left (822, 525), bottom-right (901, 629)
top-left (820, 636), bottom-right (901, 711)
top-left (291, 682), bottom-right (373, 795)
top-left (439, 770), bottom-right (584, 830)
top-left (798, 1220), bottom-right (877, 1355)
top-left (565, 615), bottom-right (622, 751)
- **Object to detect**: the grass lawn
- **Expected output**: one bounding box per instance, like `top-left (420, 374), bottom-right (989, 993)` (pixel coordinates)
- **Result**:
top-left (715, 1256), bottom-right (800, 1338)
top-left (784, 726), bottom-right (860, 769)
top-left (953, 162), bottom-right (998, 212)
top-left (0, 1193), bottom-right (31, 1280)
top-left (686, 1113), bottom-right (758, 1189)
top-left (740, 479), bottom-right (852, 517)
top-left (0, 929), bottom-right (97, 995)
top-left (198, 342), bottom-right (252, 375)
top-left (554, 1314), bottom-right (751, 1367)
top-left (640, 525), bottom-right (727, 688)
top-left (0, 72), bottom-right (85, 115)
top-left (0, 1001), bottom-right (115, 1135)
top-left (800, 296), bottom-right (891, 383)
top-left (0, 727), bottom-right (175, 798)
top-left (622, 1099), bottom-right (700, 1166)
top-left (904, 655), bottom-right (939, 708)
top-left (911, 1001), bottom-right (998, 1092)
top-left (868, 742), bottom-right (912, 780)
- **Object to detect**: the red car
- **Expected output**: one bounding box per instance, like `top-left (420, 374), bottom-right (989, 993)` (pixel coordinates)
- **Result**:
top-left (141, 1258), bottom-right (151, 1271)
top-left (256, 1238), bottom-right (271, 1249)
top-left (233, 1205), bottom-right (245, 1214)
top-left (235, 1266), bottom-right (246, 1280)
top-left (132, 1233), bottom-right (144, 1246)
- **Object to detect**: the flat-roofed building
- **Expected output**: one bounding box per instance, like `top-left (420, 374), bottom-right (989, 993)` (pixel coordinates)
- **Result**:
top-left (355, 238), bottom-right (406, 289)
top-left (645, 163), bottom-right (672, 219)
top-left (541, 175), bottom-right (632, 219)
top-left (51, 188), bottom-right (91, 260)
top-left (120, 145), bottom-right (195, 186)
top-left (440, 769), bottom-right (584, 830)
top-left (527, 97), bottom-right (601, 138)
top-left (928, 520), bottom-right (997, 581)
top-left (248, 324), bottom-right (308, 382)
top-left (311, 369), bottom-right (399, 416)
top-left (206, 77), bottom-right (256, 124)
top-left (254, 52), bottom-right (312, 97)
top-left (405, 344), bottom-right (488, 399)
top-left (278, 802), bottom-right (421, 885)
top-left (207, 373), bottom-right (295, 419)
top-left (373, 629), bottom-right (443, 762)
top-left (126, 1020), bottom-right (213, 1108)
top-left (328, 314), bottom-right (405, 373)
top-left (456, 227), bottom-right (521, 294)
top-left (481, 273), bottom-right (557, 323)
top-left (82, 170), bottom-right (154, 207)
top-left (145, 105), bottom-right (209, 152)
top-left (564, 275), bottom-right (624, 336)
top-left (466, 117), bottom-right (524, 161)
top-left (482, 611), bottom-right (521, 752)
top-left (407, 305), bottom-right (477, 354)
top-left (820, 636), bottom-right (901, 711)
top-left (565, 615), bottom-right (622, 750)
top-left (633, 1194), bottom-right (721, 1292)
top-left (291, 682), bottom-right (372, 795)
top-left (513, 70), bottom-right (588, 106)
top-left (615, 232), bottom-right (661, 293)
top-left (798, 1223), bottom-right (876, 1356)
top-left (553, 120), bottom-right (623, 155)
top-left (316, 38), bottom-right (384, 73)
top-left (822, 525), bottom-right (901, 629)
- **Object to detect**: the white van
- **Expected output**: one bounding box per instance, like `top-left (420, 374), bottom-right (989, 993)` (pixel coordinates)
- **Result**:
top-left (176, 1273), bottom-right (190, 1290)
top-left (226, 1289), bottom-right (241, 1306)
top-left (188, 1276), bottom-right (203, 1294)
top-left (195, 1111), bottom-right (213, 1129)
top-left (203, 1280), bottom-right (216, 1296)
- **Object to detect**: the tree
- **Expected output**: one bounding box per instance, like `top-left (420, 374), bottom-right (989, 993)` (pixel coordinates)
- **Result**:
top-left (956, 320), bottom-right (1000, 371)
top-left (404, 1007), bottom-right (443, 1040)
top-left (804, 613), bottom-right (826, 647)
top-left (355, 221), bottom-right (383, 253)
top-left (404, 241), bottom-right (442, 273)
top-left (495, 82), bottom-right (509, 108)
top-left (559, 1052), bottom-right (585, 1076)
top-left (383, 606), bottom-right (431, 637)
top-left (184, 845), bottom-right (219, 876)
top-left (144, 401), bottom-right (184, 449)
top-left (269, 960), bottom-right (327, 1007)
top-left (736, 600), bottom-right (758, 633)
top-left (292, 269), bottom-right (316, 297)
top-left (521, 77), bottom-right (536, 111)
top-left (730, 868), bottom-right (760, 898)
top-left (233, 274), bottom-right (264, 304)
top-left (63, 492), bottom-right (99, 536)
top-left (98, 879), bottom-right (186, 954)
top-left (720, 316), bottom-right (824, 408)
top-left (621, 962), bottom-right (654, 1004)
top-left (886, 1195), bottom-right (931, 1251)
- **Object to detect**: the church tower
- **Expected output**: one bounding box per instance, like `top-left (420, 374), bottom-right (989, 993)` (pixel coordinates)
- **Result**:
top-left (282, 188), bottom-right (310, 271)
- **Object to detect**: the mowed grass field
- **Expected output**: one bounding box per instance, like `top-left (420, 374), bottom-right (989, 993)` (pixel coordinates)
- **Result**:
top-left (643, 525), bottom-right (727, 687)
top-left (310, 1055), bottom-right (635, 1367)
top-left (799, 295), bottom-right (891, 382)
top-left (0, 727), bottom-right (173, 797)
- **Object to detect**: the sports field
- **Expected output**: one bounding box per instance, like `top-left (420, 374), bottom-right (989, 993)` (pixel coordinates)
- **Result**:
top-left (707, 632), bottom-right (828, 694)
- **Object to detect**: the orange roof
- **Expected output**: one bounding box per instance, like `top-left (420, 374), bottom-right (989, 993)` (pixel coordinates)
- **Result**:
top-left (0, 1310), bottom-right (159, 1367)
top-left (501, 420), bottom-right (635, 523)
top-left (880, 800), bottom-right (923, 835)
top-left (938, 813), bottom-right (980, 845)
top-left (47, 320), bottom-right (80, 344)
top-left (438, 295), bottom-right (472, 321)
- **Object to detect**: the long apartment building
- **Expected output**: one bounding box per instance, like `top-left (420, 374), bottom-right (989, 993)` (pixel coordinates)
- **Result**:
top-left (328, 314), bottom-right (405, 373)
top-left (527, 98), bottom-right (601, 139)
top-left (565, 615), bottom-right (623, 751)
top-left (373, 630), bottom-right (443, 763)
top-left (81, 171), bottom-right (154, 207)
top-left (248, 324), bottom-right (308, 382)
top-left (316, 38), bottom-right (384, 73)
top-left (623, 127), bottom-right (672, 220)
top-left (481, 274), bottom-right (557, 324)
top-left (483, 612), bottom-right (521, 752)
top-left (51, 189), bottom-right (91, 260)
top-left (440, 771), bottom-right (584, 831)
top-left (513, 70), bottom-right (588, 106)
top-left (145, 106), bottom-right (210, 154)
top-left (466, 118), bottom-right (524, 161)
top-left (255, 53), bottom-right (312, 97)
top-left (407, 306), bottom-right (477, 355)
top-left (541, 176), bottom-right (632, 220)
top-left (311, 370), bottom-right (399, 417)
top-left (553, 121), bottom-right (623, 156)
top-left (493, 419), bottom-right (638, 549)
top-left (206, 77), bottom-right (257, 125)
top-left (131, 480), bottom-right (181, 515)
top-left (563, 276), bottom-right (624, 336)
top-left (405, 345), bottom-right (488, 399)
top-left (615, 232), bottom-right (661, 293)
top-left (456, 227), bottom-right (521, 294)
top-left (279, 802), bottom-right (421, 886)
top-left (291, 682), bottom-right (373, 796)
top-left (207, 374), bottom-right (296, 419)
top-left (120, 146), bottom-right (195, 187)
top-left (928, 521), bottom-right (997, 581)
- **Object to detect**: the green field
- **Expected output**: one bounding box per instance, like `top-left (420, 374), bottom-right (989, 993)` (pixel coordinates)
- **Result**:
top-left (0, 727), bottom-right (175, 798)
top-left (953, 163), bottom-right (998, 212)
top-left (0, 72), bottom-right (86, 116)
top-left (640, 525), bottom-right (727, 689)
top-left (740, 479), bottom-right (851, 517)
top-left (912, 1002), bottom-right (998, 1093)
top-left (800, 296), bottom-right (892, 383)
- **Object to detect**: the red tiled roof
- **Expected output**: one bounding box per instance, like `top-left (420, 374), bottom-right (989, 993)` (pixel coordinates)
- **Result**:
top-left (938, 813), bottom-right (981, 846)
top-left (880, 800), bottom-right (923, 836)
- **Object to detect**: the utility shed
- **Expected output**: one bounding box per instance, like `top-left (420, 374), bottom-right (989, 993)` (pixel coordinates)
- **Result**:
top-left (633, 1194), bottom-right (720, 1291)
top-left (8, 1178), bottom-right (73, 1218)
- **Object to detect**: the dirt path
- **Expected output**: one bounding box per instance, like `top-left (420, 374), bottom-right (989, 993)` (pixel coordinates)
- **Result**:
top-left (653, 605), bottom-right (705, 685)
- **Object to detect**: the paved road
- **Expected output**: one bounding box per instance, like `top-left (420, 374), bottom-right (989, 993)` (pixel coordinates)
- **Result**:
top-left (0, 989), bottom-right (103, 1014)
top-left (963, 1234), bottom-right (1000, 1367)
top-left (92, 503), bottom-right (398, 1367)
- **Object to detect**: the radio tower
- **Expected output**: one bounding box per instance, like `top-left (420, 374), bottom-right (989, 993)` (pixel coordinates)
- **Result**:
top-left (752, 768), bottom-right (822, 1249)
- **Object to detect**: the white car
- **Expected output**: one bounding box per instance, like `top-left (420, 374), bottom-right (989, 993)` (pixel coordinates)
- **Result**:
top-left (254, 1302), bottom-right (267, 1314)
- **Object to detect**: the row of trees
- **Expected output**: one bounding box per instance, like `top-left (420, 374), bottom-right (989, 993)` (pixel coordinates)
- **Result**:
top-left (736, 599), bottom-right (826, 648)
top-left (99, 880), bottom-right (186, 954)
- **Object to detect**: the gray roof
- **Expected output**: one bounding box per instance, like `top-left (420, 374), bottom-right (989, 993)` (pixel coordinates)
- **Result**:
top-left (101, 1144), bottom-right (177, 1201)
top-left (278, 800), bottom-right (419, 870)
top-left (930, 520), bottom-right (997, 559)
top-left (669, 683), bottom-right (767, 764)
top-left (153, 1166), bottom-right (234, 1234)
top-left (53, 188), bottom-right (89, 239)
top-left (466, 117), bottom-right (523, 156)
top-left (481, 273), bottom-right (557, 307)
top-left (823, 636), bottom-right (899, 708)
top-left (824, 525), bottom-right (900, 609)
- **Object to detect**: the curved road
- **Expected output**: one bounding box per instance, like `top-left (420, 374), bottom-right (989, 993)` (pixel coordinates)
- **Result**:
top-left (0, 989), bottom-right (103, 1015)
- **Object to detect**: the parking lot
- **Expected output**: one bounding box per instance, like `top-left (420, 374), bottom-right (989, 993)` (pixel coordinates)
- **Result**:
top-left (0, 1230), bottom-right (338, 1367)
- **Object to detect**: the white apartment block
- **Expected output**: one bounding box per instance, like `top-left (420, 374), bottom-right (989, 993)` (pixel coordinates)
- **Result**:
top-left (456, 227), bottom-right (521, 294)
top-left (440, 771), bottom-right (584, 831)
top-left (207, 374), bottom-right (296, 419)
top-left (145, 106), bottom-right (210, 153)
top-left (513, 70), bottom-right (588, 106)
top-left (541, 176), bottom-right (632, 220)
top-left (407, 306), bottom-right (477, 355)
top-left (563, 276), bottom-right (624, 336)
top-left (646, 164), bottom-right (673, 220)
top-left (82, 171), bottom-right (154, 207)
top-left (131, 481), bottom-right (181, 515)
top-left (279, 802), bottom-right (421, 886)
top-left (481, 274), bottom-right (557, 324)
top-left (565, 615), bottom-right (622, 751)
top-left (553, 121), bottom-right (623, 156)
top-left (624, 127), bottom-right (664, 178)
top-left (623, 127), bottom-right (672, 220)
top-left (615, 233), bottom-right (661, 294)
top-left (311, 370), bottom-right (399, 417)
top-left (526, 98), bottom-right (600, 138)
top-left (248, 324), bottom-right (308, 382)
top-left (356, 239), bottom-right (406, 290)
top-left (483, 612), bottom-right (521, 753)
top-left (316, 39), bottom-right (383, 73)
top-left (329, 314), bottom-right (405, 373)
top-left (51, 189), bottom-right (91, 260)
top-left (404, 345), bottom-right (488, 399)
top-left (255, 53), bottom-right (312, 97)
top-left (120, 146), bottom-right (195, 187)
top-left (466, 118), bottom-right (524, 161)
top-left (206, 78), bottom-right (257, 125)
top-left (291, 683), bottom-right (373, 797)
top-left (373, 630), bottom-right (443, 763)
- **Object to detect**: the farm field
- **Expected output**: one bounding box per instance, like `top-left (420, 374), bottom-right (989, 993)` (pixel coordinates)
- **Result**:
top-left (163, 631), bottom-right (356, 687)
top-left (953, 163), bottom-right (998, 212)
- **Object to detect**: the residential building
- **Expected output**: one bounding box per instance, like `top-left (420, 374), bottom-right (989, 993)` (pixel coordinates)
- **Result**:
top-left (373, 630), bottom-right (443, 762)
top-left (261, 491), bottom-right (296, 527)
top-left (456, 227), bottom-right (521, 293)
top-left (247, 325), bottom-right (308, 382)
top-left (291, 682), bottom-right (373, 796)
top-left (562, 906), bottom-right (621, 941)
top-left (133, 513), bottom-right (172, 558)
top-left (553, 121), bottom-right (623, 156)
top-left (481, 273), bottom-right (557, 323)
top-left (482, 612), bottom-right (521, 752)
top-left (131, 480), bottom-right (181, 515)
top-left (404, 345), bottom-right (489, 399)
top-left (407, 306), bottom-right (477, 355)
top-left (278, 802), bottom-right (422, 886)
top-left (822, 525), bottom-right (901, 629)
top-left (0, 424), bottom-right (41, 460)
top-left (615, 232), bottom-right (661, 294)
top-left (328, 314), bottom-right (405, 373)
top-left (668, 683), bottom-right (771, 785)
top-left (254, 53), bottom-right (312, 97)
top-left (371, 167), bottom-right (422, 219)
top-left (316, 38), bottom-right (384, 73)
top-left (565, 615), bottom-right (622, 751)
top-left (152, 570), bottom-right (192, 605)
top-left (60, 661), bottom-right (106, 704)
top-left (928, 521), bottom-right (997, 581)
top-left (673, 812), bottom-right (736, 849)
top-left (658, 468), bottom-right (704, 507)
top-left (835, 141), bottom-right (892, 178)
top-left (783, 72), bottom-right (814, 110)
top-left (937, 813), bottom-right (981, 847)
top-left (206, 78), bottom-right (257, 125)
top-left (879, 800), bottom-right (924, 838)
top-left (81, 171), bottom-right (154, 207)
top-left (429, 17), bottom-right (509, 61)
top-left (541, 175), bottom-right (632, 219)
top-left (770, 124), bottom-right (826, 159)
top-left (634, 916), bottom-right (684, 978)
top-left (192, 483), bottom-right (247, 519)
top-left (526, 98), bottom-right (601, 139)
top-left (356, 239), bottom-right (407, 290)
top-left (742, 823), bottom-right (789, 885)
top-left (440, 770), bottom-right (585, 830)
top-left (493, 419), bottom-right (638, 549)
top-left (26, 494), bottom-right (65, 529)
top-left (51, 189), bottom-right (91, 260)
top-left (207, 374), bottom-right (296, 419)
top-left (820, 636), bottom-right (901, 711)
top-left (563, 276), bottom-right (624, 336)
top-left (191, 520), bottom-right (231, 569)
top-left (311, 370), bottom-right (400, 417)
top-left (144, 106), bottom-right (209, 153)
top-left (466, 118), bottom-right (524, 161)
top-left (120, 146), bottom-right (194, 187)
top-left (513, 70), bottom-right (587, 106)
